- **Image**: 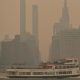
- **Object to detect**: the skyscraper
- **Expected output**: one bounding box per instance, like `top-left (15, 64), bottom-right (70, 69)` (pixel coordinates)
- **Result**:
top-left (20, 0), bottom-right (26, 42)
top-left (60, 0), bottom-right (69, 27)
top-left (54, 0), bottom-right (70, 35)
top-left (50, 0), bottom-right (71, 61)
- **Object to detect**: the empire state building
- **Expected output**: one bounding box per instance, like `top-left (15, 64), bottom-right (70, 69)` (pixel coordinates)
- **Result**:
top-left (50, 0), bottom-right (71, 61)
top-left (53, 0), bottom-right (71, 35)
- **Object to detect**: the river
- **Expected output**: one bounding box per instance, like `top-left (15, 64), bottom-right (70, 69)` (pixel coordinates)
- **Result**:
top-left (1, 78), bottom-right (80, 80)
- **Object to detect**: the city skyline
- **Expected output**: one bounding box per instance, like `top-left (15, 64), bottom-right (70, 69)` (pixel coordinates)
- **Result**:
top-left (0, 0), bottom-right (80, 61)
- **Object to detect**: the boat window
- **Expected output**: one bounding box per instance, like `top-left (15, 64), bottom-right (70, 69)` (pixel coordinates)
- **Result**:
top-left (67, 71), bottom-right (72, 74)
top-left (66, 66), bottom-right (70, 68)
top-left (55, 65), bottom-right (78, 69)
top-left (33, 72), bottom-right (43, 75)
top-left (74, 60), bottom-right (77, 62)
top-left (66, 60), bottom-right (73, 63)
top-left (55, 66), bottom-right (63, 69)
top-left (25, 72), bottom-right (31, 75)
top-left (45, 72), bottom-right (55, 75)
top-left (67, 65), bottom-right (75, 68)
top-left (46, 66), bottom-right (52, 69)
top-left (19, 72), bottom-right (25, 75)
top-left (19, 72), bottom-right (31, 75)
top-left (58, 71), bottom-right (72, 74)
top-left (55, 66), bottom-right (60, 69)
top-left (42, 66), bottom-right (52, 69)
top-left (8, 71), bottom-right (16, 75)
top-left (62, 66), bottom-right (66, 69)
top-left (58, 72), bottom-right (63, 74)
top-left (76, 65), bottom-right (79, 68)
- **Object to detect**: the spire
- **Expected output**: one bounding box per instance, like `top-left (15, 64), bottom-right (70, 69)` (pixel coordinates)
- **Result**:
top-left (60, 0), bottom-right (70, 29)
top-left (53, 0), bottom-right (71, 35)
top-left (64, 0), bottom-right (67, 8)
top-left (63, 0), bottom-right (68, 14)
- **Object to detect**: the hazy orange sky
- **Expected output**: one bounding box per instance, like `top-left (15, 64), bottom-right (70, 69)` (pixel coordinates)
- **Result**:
top-left (0, 0), bottom-right (80, 61)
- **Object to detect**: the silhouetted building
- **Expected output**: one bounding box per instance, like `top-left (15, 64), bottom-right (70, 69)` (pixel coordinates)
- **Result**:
top-left (50, 0), bottom-right (77, 61)
top-left (0, 1), bottom-right (40, 66)
top-left (1, 34), bottom-right (40, 66)
top-left (53, 0), bottom-right (71, 36)
top-left (50, 28), bottom-right (80, 61)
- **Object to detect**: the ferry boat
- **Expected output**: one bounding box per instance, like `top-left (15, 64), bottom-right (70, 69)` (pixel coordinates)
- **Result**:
top-left (6, 58), bottom-right (80, 78)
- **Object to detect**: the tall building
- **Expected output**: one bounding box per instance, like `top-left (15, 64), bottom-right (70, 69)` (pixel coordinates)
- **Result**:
top-left (50, 0), bottom-right (80, 62)
top-left (51, 29), bottom-right (80, 60)
top-left (20, 0), bottom-right (26, 42)
top-left (53, 0), bottom-right (70, 35)
top-left (50, 0), bottom-right (71, 61)
top-left (60, 0), bottom-right (70, 28)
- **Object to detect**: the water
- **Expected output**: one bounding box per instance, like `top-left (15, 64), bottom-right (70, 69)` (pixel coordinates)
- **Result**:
top-left (1, 78), bottom-right (80, 80)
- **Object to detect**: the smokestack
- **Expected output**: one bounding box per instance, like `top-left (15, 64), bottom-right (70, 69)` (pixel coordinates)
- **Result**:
top-left (32, 5), bottom-right (39, 45)
top-left (32, 5), bottom-right (40, 64)
top-left (20, 0), bottom-right (26, 42)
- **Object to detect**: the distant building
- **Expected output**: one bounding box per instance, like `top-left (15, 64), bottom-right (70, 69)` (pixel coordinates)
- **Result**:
top-left (1, 34), bottom-right (40, 66)
top-left (50, 28), bottom-right (80, 61)
top-left (53, 0), bottom-right (71, 36)
top-left (0, 1), bottom-right (40, 66)
top-left (49, 0), bottom-right (80, 61)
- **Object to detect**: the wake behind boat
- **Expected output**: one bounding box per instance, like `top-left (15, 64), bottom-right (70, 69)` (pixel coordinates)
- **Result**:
top-left (6, 58), bottom-right (80, 78)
